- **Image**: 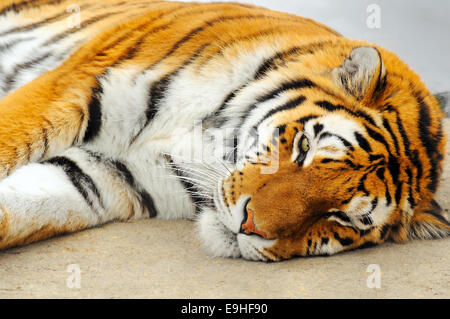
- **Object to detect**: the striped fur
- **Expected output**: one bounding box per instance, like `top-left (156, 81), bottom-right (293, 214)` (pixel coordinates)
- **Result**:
top-left (0, 0), bottom-right (447, 261)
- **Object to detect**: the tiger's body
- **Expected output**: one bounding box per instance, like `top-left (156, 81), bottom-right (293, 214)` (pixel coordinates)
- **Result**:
top-left (0, 0), bottom-right (448, 261)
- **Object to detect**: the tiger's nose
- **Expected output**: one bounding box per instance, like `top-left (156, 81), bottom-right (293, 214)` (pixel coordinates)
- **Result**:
top-left (239, 199), bottom-right (267, 238)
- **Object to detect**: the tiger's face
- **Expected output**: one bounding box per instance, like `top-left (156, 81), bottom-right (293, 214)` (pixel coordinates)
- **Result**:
top-left (216, 111), bottom-right (387, 260)
top-left (206, 103), bottom-right (386, 260)
top-left (197, 46), bottom-right (447, 261)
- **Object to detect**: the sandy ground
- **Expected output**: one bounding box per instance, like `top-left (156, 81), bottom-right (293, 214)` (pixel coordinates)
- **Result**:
top-left (0, 121), bottom-right (449, 299)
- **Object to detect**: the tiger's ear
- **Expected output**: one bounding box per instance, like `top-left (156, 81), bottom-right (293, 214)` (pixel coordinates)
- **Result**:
top-left (408, 200), bottom-right (450, 239)
top-left (332, 46), bottom-right (386, 104)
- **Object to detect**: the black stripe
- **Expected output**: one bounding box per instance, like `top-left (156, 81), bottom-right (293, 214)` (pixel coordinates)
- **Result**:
top-left (218, 27), bottom-right (338, 63)
top-left (215, 90), bottom-right (238, 119)
top-left (373, 70), bottom-right (387, 100)
top-left (42, 127), bottom-right (48, 157)
top-left (296, 115), bottom-right (319, 125)
top-left (354, 132), bottom-right (372, 153)
top-left (376, 167), bottom-right (392, 206)
top-left (82, 153), bottom-right (158, 218)
top-left (0, 37), bottom-right (34, 52)
top-left (344, 159), bottom-right (362, 170)
top-left (118, 4), bottom-right (258, 66)
top-left (385, 105), bottom-right (411, 157)
top-left (382, 117), bottom-right (400, 156)
top-left (231, 135), bottom-right (239, 163)
top-left (405, 167), bottom-right (416, 209)
top-left (154, 14), bottom-right (253, 65)
top-left (111, 160), bottom-right (136, 188)
top-left (41, 117), bottom-right (54, 158)
top-left (0, 0), bottom-right (36, 15)
top-left (313, 123), bottom-right (324, 137)
top-left (110, 160), bottom-right (157, 218)
top-left (366, 124), bottom-right (406, 195)
top-left (3, 52), bottom-right (51, 93)
top-left (277, 124), bottom-right (286, 136)
top-left (371, 197), bottom-right (378, 210)
top-left (0, 7), bottom-right (75, 36)
top-left (365, 126), bottom-right (406, 195)
top-left (416, 96), bottom-right (442, 192)
top-left (385, 107), bottom-right (423, 201)
top-left (321, 158), bottom-right (342, 164)
top-left (130, 44), bottom-right (210, 143)
top-left (357, 170), bottom-right (370, 195)
top-left (256, 79), bottom-right (315, 104)
top-left (254, 47), bottom-right (302, 79)
top-left (366, 126), bottom-right (390, 153)
top-left (360, 214), bottom-right (373, 226)
top-left (211, 42), bottom-right (334, 125)
top-left (25, 141), bottom-right (31, 162)
top-left (359, 228), bottom-right (374, 237)
top-left (387, 155), bottom-right (400, 186)
top-left (341, 196), bottom-right (353, 205)
top-left (44, 156), bottom-right (103, 211)
top-left (253, 41), bottom-right (333, 79)
top-left (396, 116), bottom-right (412, 156)
top-left (154, 14), bottom-right (329, 66)
top-left (411, 150), bottom-right (423, 193)
top-left (145, 74), bottom-right (172, 124)
top-left (385, 186), bottom-right (392, 207)
top-left (112, 24), bottom-right (171, 66)
top-left (0, 1), bottom-right (163, 36)
top-left (165, 26), bottom-right (204, 60)
top-left (314, 100), bottom-right (377, 127)
top-left (325, 211), bottom-right (351, 223)
top-left (395, 181), bottom-right (403, 206)
top-left (379, 224), bottom-right (390, 240)
top-left (385, 104), bottom-right (423, 198)
top-left (0, 0), bottom-right (63, 16)
top-left (424, 200), bottom-right (449, 226)
top-left (252, 95), bottom-right (306, 130)
top-left (139, 191), bottom-right (158, 218)
top-left (368, 154), bottom-right (384, 163)
top-left (333, 232), bottom-right (353, 246)
top-left (93, 7), bottom-right (182, 61)
top-left (42, 11), bottom-right (120, 46)
top-left (318, 132), bottom-right (354, 151)
top-left (221, 78), bottom-right (317, 129)
top-left (83, 86), bottom-right (103, 143)
top-left (167, 160), bottom-right (208, 212)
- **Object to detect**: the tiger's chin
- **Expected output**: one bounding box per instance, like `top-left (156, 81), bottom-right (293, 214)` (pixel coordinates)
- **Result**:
top-left (197, 208), bottom-right (241, 259)
top-left (196, 207), bottom-right (276, 261)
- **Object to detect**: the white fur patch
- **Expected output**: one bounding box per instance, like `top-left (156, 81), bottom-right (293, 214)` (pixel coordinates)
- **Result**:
top-left (237, 234), bottom-right (276, 261)
top-left (197, 207), bottom-right (241, 258)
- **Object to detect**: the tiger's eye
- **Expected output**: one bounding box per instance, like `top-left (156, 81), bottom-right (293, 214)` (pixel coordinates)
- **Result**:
top-left (301, 136), bottom-right (310, 152)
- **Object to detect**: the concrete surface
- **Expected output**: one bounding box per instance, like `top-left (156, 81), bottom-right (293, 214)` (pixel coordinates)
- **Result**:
top-left (1, 121), bottom-right (449, 299)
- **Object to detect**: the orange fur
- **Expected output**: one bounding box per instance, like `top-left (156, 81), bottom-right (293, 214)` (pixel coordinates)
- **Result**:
top-left (0, 1), bottom-right (447, 258)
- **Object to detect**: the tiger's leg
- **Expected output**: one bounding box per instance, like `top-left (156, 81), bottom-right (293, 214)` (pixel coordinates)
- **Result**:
top-left (263, 218), bottom-right (389, 260)
top-left (0, 147), bottom-right (156, 250)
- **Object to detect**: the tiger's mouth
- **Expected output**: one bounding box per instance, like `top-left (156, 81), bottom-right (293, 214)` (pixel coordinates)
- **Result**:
top-left (195, 179), bottom-right (276, 261)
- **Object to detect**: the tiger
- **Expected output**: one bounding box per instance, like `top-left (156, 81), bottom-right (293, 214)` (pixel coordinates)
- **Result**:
top-left (0, 0), bottom-right (448, 261)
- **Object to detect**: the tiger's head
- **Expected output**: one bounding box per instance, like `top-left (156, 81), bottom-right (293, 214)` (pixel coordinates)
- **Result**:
top-left (198, 45), bottom-right (448, 261)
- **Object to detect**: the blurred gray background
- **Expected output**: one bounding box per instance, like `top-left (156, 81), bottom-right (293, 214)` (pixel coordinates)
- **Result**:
top-left (200, 0), bottom-right (450, 94)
